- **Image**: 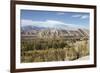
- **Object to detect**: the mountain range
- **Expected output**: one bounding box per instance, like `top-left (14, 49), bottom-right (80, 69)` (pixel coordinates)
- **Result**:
top-left (21, 25), bottom-right (89, 40)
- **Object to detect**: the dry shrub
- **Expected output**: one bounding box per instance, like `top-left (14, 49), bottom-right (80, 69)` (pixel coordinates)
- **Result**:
top-left (21, 49), bottom-right (66, 63)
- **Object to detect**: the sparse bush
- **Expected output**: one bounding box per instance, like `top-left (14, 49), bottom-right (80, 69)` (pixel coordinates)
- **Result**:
top-left (64, 47), bottom-right (78, 60)
top-left (21, 38), bottom-right (89, 62)
top-left (21, 49), bottom-right (66, 62)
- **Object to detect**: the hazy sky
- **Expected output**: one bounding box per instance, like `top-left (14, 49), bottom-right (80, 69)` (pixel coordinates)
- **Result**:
top-left (21, 10), bottom-right (90, 29)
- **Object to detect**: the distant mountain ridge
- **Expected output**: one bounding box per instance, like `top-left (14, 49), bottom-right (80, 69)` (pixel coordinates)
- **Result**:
top-left (21, 24), bottom-right (84, 32)
top-left (21, 25), bottom-right (46, 31)
top-left (21, 25), bottom-right (89, 40)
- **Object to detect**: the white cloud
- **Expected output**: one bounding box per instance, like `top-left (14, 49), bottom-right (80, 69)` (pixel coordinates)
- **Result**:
top-left (21, 19), bottom-right (87, 29)
top-left (72, 14), bottom-right (89, 19)
top-left (81, 15), bottom-right (89, 19)
top-left (57, 12), bottom-right (65, 15)
top-left (21, 19), bottom-right (65, 27)
top-left (21, 19), bottom-right (45, 27)
top-left (72, 15), bottom-right (81, 18)
top-left (46, 20), bottom-right (65, 24)
top-left (21, 19), bottom-right (33, 26)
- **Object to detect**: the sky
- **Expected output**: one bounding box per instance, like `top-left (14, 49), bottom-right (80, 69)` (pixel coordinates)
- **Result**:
top-left (20, 9), bottom-right (90, 29)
